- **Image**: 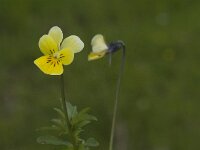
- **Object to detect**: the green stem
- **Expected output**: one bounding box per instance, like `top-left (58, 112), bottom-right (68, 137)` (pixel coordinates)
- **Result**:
top-left (60, 74), bottom-right (71, 128)
top-left (60, 74), bottom-right (78, 150)
top-left (109, 46), bottom-right (125, 150)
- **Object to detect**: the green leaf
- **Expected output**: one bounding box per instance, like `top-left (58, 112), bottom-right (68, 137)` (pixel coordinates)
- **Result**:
top-left (83, 114), bottom-right (97, 121)
top-left (54, 107), bottom-right (65, 119)
top-left (66, 102), bottom-right (78, 120)
top-left (37, 135), bottom-right (72, 146)
top-left (79, 107), bottom-right (90, 114)
top-left (85, 138), bottom-right (99, 147)
top-left (75, 120), bottom-right (91, 129)
top-left (51, 119), bottom-right (64, 127)
top-left (51, 119), bottom-right (68, 134)
top-left (72, 108), bottom-right (97, 125)
top-left (74, 128), bottom-right (83, 136)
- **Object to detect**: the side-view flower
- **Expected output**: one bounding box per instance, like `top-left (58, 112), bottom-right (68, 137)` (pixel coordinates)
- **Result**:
top-left (34, 26), bottom-right (84, 75)
top-left (88, 34), bottom-right (125, 61)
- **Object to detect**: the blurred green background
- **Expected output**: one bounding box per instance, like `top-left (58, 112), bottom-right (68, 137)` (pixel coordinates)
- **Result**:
top-left (0, 0), bottom-right (200, 149)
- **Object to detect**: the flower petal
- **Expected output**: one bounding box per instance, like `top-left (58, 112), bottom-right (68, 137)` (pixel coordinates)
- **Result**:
top-left (88, 51), bottom-right (106, 61)
top-left (39, 35), bottom-right (58, 55)
top-left (34, 55), bottom-right (63, 75)
top-left (58, 48), bottom-right (74, 65)
top-left (91, 34), bottom-right (108, 53)
top-left (48, 26), bottom-right (63, 46)
top-left (61, 35), bottom-right (84, 53)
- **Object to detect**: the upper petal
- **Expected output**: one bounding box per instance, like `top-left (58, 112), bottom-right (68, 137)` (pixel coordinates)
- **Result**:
top-left (57, 48), bottom-right (74, 65)
top-left (48, 26), bottom-right (63, 46)
top-left (34, 55), bottom-right (63, 75)
top-left (39, 35), bottom-right (58, 55)
top-left (91, 34), bottom-right (108, 53)
top-left (61, 35), bottom-right (84, 53)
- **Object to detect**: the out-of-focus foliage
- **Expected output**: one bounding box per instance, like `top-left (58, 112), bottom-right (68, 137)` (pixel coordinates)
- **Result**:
top-left (0, 0), bottom-right (200, 150)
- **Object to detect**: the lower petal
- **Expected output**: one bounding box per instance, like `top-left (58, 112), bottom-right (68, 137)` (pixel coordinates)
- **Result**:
top-left (34, 56), bottom-right (63, 75)
top-left (88, 51), bottom-right (106, 61)
top-left (58, 48), bottom-right (74, 65)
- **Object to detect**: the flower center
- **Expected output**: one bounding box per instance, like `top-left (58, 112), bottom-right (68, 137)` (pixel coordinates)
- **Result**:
top-left (46, 55), bottom-right (61, 67)
top-left (53, 52), bottom-right (59, 59)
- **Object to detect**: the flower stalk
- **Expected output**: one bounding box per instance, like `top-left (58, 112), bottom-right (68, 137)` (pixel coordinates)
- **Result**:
top-left (60, 74), bottom-right (79, 150)
top-left (109, 45), bottom-right (125, 150)
top-left (60, 74), bottom-right (71, 129)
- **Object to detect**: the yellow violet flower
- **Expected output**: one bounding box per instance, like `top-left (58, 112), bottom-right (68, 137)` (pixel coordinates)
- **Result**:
top-left (34, 26), bottom-right (84, 75)
top-left (88, 34), bottom-right (108, 61)
top-left (88, 34), bottom-right (125, 61)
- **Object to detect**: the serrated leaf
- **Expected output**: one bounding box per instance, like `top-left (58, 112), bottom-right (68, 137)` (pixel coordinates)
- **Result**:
top-left (85, 138), bottom-right (99, 147)
top-left (79, 107), bottom-right (90, 114)
top-left (83, 114), bottom-right (97, 121)
top-left (66, 102), bottom-right (78, 120)
top-left (72, 109), bottom-right (97, 125)
top-left (54, 107), bottom-right (65, 119)
top-left (51, 119), bottom-right (64, 127)
top-left (37, 135), bottom-right (72, 146)
top-left (75, 120), bottom-right (91, 129)
top-left (74, 128), bottom-right (84, 137)
top-left (51, 119), bottom-right (68, 134)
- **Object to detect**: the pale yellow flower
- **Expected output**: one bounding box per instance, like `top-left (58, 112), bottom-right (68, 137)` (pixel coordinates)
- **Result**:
top-left (88, 34), bottom-right (125, 61)
top-left (88, 34), bottom-right (108, 61)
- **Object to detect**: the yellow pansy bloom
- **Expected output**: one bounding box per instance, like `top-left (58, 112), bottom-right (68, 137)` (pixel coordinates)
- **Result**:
top-left (34, 26), bottom-right (84, 75)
